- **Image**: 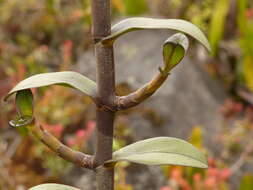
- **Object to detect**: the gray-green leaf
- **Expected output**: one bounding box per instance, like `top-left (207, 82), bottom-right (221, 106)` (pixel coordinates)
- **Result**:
top-left (4, 71), bottom-right (97, 101)
top-left (29, 183), bottom-right (80, 190)
top-left (109, 137), bottom-right (208, 168)
top-left (102, 17), bottom-right (211, 51)
top-left (162, 33), bottom-right (189, 73)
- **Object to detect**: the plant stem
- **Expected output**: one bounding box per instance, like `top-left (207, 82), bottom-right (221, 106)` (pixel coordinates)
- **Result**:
top-left (91, 0), bottom-right (115, 190)
top-left (29, 122), bottom-right (94, 169)
top-left (116, 72), bottom-right (169, 110)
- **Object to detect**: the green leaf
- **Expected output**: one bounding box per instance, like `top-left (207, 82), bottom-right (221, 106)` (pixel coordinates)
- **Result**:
top-left (123, 0), bottom-right (148, 15)
top-left (29, 183), bottom-right (80, 190)
top-left (9, 89), bottom-right (34, 128)
top-left (102, 17), bottom-right (211, 51)
top-left (16, 89), bottom-right (33, 117)
top-left (239, 175), bottom-right (253, 190)
top-left (108, 137), bottom-right (208, 168)
top-left (4, 71), bottom-right (97, 101)
top-left (162, 33), bottom-right (189, 73)
top-left (209, 0), bottom-right (229, 56)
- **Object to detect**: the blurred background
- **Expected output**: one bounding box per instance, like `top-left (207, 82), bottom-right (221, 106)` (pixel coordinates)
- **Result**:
top-left (1, 0), bottom-right (253, 189)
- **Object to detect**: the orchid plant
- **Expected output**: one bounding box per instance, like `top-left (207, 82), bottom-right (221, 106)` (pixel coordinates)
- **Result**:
top-left (4, 1), bottom-right (211, 190)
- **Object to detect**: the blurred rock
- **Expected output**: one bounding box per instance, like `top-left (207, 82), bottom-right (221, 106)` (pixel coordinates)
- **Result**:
top-left (63, 168), bottom-right (96, 190)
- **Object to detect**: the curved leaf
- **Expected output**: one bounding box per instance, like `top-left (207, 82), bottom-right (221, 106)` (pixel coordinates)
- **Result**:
top-left (29, 183), bottom-right (80, 190)
top-left (162, 33), bottom-right (189, 73)
top-left (9, 89), bottom-right (34, 128)
top-left (4, 71), bottom-right (97, 101)
top-left (109, 137), bottom-right (208, 168)
top-left (16, 89), bottom-right (33, 117)
top-left (102, 17), bottom-right (211, 51)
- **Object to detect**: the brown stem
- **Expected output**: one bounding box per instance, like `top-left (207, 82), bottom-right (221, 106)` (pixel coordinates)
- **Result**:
top-left (28, 122), bottom-right (94, 169)
top-left (91, 0), bottom-right (115, 190)
top-left (116, 71), bottom-right (169, 110)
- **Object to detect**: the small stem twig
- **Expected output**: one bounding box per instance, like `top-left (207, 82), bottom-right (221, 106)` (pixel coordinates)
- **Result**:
top-left (5, 135), bottom-right (22, 158)
top-left (28, 121), bottom-right (94, 169)
top-left (116, 71), bottom-right (169, 110)
top-left (230, 142), bottom-right (253, 175)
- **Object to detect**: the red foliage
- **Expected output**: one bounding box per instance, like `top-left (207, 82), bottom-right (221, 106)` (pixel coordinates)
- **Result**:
top-left (67, 121), bottom-right (96, 148)
top-left (62, 40), bottom-right (73, 63)
top-left (160, 186), bottom-right (173, 190)
top-left (43, 124), bottom-right (64, 138)
top-left (246, 8), bottom-right (253, 19)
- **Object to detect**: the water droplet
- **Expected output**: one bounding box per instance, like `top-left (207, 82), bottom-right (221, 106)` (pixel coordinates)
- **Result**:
top-left (9, 115), bottom-right (34, 127)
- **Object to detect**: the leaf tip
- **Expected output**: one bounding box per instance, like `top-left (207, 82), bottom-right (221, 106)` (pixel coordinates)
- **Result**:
top-left (3, 93), bottom-right (11, 102)
top-left (164, 33), bottom-right (189, 52)
top-left (206, 42), bottom-right (212, 53)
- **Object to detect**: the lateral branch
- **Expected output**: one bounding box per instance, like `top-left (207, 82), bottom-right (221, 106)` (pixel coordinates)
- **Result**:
top-left (116, 70), bottom-right (169, 110)
top-left (28, 121), bottom-right (94, 169)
